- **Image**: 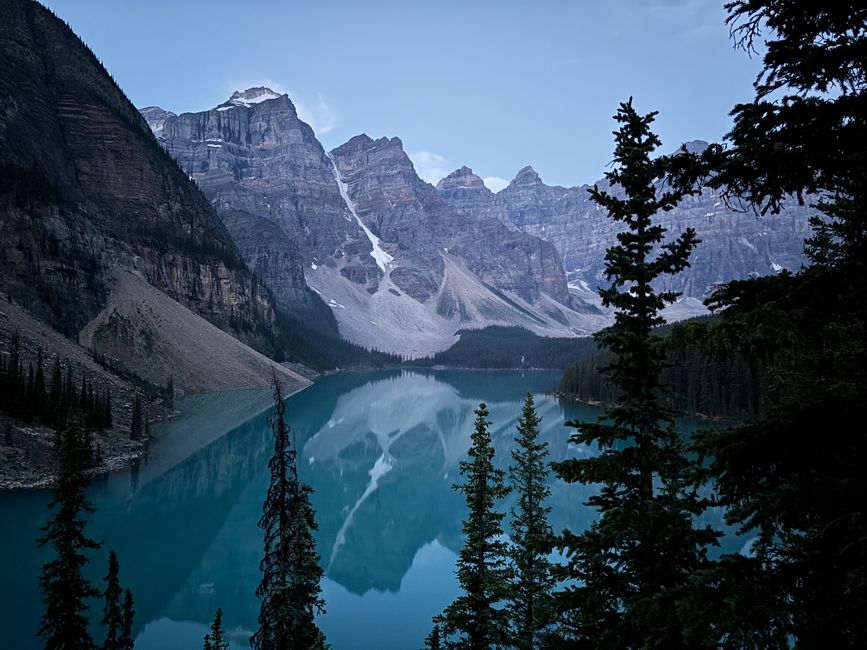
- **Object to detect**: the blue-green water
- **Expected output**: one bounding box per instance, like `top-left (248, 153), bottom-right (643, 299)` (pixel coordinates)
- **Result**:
top-left (0, 369), bottom-right (740, 649)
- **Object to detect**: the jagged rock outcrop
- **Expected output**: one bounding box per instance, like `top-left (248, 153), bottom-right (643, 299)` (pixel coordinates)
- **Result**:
top-left (154, 89), bottom-right (380, 320)
top-left (330, 135), bottom-right (574, 307)
top-left (439, 142), bottom-right (812, 301)
top-left (143, 95), bottom-right (600, 356)
top-left (0, 0), bottom-right (277, 356)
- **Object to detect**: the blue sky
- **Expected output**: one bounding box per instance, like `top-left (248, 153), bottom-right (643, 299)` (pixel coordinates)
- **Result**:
top-left (44, 0), bottom-right (760, 189)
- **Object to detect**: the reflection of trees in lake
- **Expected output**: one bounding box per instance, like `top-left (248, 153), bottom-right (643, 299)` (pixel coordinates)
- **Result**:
top-left (0, 370), bottom-right (740, 649)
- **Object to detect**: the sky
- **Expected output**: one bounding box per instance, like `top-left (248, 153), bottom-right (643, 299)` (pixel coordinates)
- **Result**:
top-left (43, 0), bottom-right (761, 190)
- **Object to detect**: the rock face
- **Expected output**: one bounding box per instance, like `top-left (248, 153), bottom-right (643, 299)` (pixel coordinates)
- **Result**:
top-left (145, 94), bottom-right (600, 356)
top-left (155, 90), bottom-right (379, 324)
top-left (0, 0), bottom-right (277, 352)
top-left (438, 141), bottom-right (812, 302)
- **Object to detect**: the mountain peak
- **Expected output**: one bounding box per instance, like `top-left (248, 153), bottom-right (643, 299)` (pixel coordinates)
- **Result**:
top-left (681, 139), bottom-right (709, 154)
top-left (511, 165), bottom-right (542, 185)
top-left (139, 106), bottom-right (176, 138)
top-left (436, 166), bottom-right (486, 191)
top-left (215, 87), bottom-right (287, 111)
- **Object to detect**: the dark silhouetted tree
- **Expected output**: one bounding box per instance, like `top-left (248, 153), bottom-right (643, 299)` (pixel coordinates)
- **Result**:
top-left (508, 393), bottom-right (554, 649)
top-left (551, 99), bottom-right (718, 647)
top-left (424, 622), bottom-right (442, 650)
top-left (129, 396), bottom-right (142, 441)
top-left (101, 551), bottom-right (123, 650)
top-left (204, 608), bottom-right (229, 650)
top-left (439, 402), bottom-right (511, 649)
top-left (251, 369), bottom-right (326, 650)
top-left (37, 425), bottom-right (102, 650)
top-left (118, 589), bottom-right (134, 650)
top-left (662, 2), bottom-right (867, 645)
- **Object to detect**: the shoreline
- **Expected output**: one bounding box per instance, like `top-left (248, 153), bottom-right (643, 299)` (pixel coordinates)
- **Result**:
top-left (0, 380), bottom-right (314, 493)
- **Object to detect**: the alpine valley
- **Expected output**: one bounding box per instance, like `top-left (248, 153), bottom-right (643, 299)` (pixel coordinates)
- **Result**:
top-left (142, 88), bottom-right (811, 356)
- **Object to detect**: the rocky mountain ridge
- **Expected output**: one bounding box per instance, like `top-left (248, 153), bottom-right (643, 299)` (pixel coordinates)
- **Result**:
top-left (436, 143), bottom-right (812, 302)
top-left (147, 91), bottom-right (601, 356)
top-left (143, 89), bottom-right (813, 355)
top-left (0, 0), bottom-right (309, 392)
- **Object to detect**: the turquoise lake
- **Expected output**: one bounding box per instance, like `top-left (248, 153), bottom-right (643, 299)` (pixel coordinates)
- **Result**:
top-left (0, 369), bottom-right (741, 649)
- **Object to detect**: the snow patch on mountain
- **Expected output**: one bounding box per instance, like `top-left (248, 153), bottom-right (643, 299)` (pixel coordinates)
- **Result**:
top-left (326, 152), bottom-right (394, 273)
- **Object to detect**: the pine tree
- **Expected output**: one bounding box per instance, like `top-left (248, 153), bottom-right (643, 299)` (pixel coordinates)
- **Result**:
top-left (165, 375), bottom-right (174, 409)
top-left (104, 388), bottom-right (113, 428)
top-left (101, 550), bottom-right (123, 650)
top-left (508, 393), bottom-right (553, 649)
top-left (37, 425), bottom-right (102, 650)
top-left (550, 100), bottom-right (718, 647)
top-left (662, 2), bottom-right (867, 645)
top-left (424, 622), bottom-right (442, 650)
top-left (439, 402), bottom-right (511, 649)
top-left (129, 396), bottom-right (142, 441)
top-left (204, 608), bottom-right (229, 650)
top-left (251, 368), bottom-right (326, 650)
top-left (118, 589), bottom-right (134, 650)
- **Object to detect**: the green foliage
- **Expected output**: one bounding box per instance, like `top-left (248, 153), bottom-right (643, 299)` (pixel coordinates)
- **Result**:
top-left (204, 608), bottom-right (229, 650)
top-left (656, 2), bottom-right (867, 645)
top-left (101, 551), bottom-right (123, 650)
top-left (119, 589), bottom-right (134, 650)
top-left (129, 396), bottom-right (143, 441)
top-left (550, 100), bottom-right (719, 647)
top-left (559, 317), bottom-right (769, 418)
top-left (0, 335), bottom-right (113, 432)
top-left (439, 403), bottom-right (512, 649)
top-left (410, 327), bottom-right (598, 370)
top-left (508, 394), bottom-right (554, 649)
top-left (251, 369), bottom-right (327, 650)
top-left (272, 308), bottom-right (400, 371)
top-left (37, 425), bottom-right (102, 650)
top-left (423, 623), bottom-right (442, 650)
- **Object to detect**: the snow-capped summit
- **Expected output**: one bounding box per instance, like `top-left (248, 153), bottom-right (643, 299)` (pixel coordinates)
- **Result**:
top-left (216, 87), bottom-right (283, 110)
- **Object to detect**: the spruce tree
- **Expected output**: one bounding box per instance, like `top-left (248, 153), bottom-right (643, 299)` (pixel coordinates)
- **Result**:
top-left (165, 375), bottom-right (174, 409)
top-left (204, 608), bottom-right (229, 650)
top-left (550, 100), bottom-right (717, 647)
top-left (424, 622), bottom-right (442, 650)
top-left (251, 369), bottom-right (326, 650)
top-left (37, 425), bottom-right (102, 650)
top-left (508, 393), bottom-right (553, 650)
top-left (664, 2), bottom-right (867, 645)
top-left (118, 589), bottom-right (134, 650)
top-left (129, 396), bottom-right (142, 441)
top-left (101, 550), bottom-right (123, 650)
top-left (439, 402), bottom-right (511, 649)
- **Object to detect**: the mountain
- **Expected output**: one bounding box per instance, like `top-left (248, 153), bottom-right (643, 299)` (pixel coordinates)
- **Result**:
top-left (142, 89), bottom-right (811, 357)
top-left (147, 91), bottom-right (604, 356)
top-left (0, 0), bottom-right (307, 391)
top-left (436, 142), bottom-right (812, 302)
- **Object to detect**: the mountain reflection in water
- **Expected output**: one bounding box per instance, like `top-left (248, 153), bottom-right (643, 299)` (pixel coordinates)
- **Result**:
top-left (0, 369), bottom-right (737, 650)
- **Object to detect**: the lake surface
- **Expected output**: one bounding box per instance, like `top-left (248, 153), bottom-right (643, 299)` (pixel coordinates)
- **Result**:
top-left (0, 369), bottom-right (739, 649)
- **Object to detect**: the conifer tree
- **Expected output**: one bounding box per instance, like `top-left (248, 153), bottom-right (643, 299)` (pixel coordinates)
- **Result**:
top-left (423, 622), bottom-right (442, 650)
top-left (664, 2), bottom-right (867, 644)
top-left (165, 375), bottom-right (174, 409)
top-left (551, 99), bottom-right (717, 647)
top-left (204, 608), bottom-right (229, 650)
top-left (251, 369), bottom-right (326, 650)
top-left (118, 589), bottom-right (134, 650)
top-left (440, 402), bottom-right (511, 649)
top-left (37, 425), bottom-right (102, 650)
top-left (129, 396), bottom-right (142, 441)
top-left (101, 550), bottom-right (123, 650)
top-left (508, 393), bottom-right (553, 649)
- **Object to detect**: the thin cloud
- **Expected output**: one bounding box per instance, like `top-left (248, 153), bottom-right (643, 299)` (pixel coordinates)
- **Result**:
top-left (409, 150), bottom-right (449, 185)
top-left (294, 92), bottom-right (339, 135)
top-left (225, 80), bottom-right (339, 134)
top-left (483, 176), bottom-right (509, 192)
